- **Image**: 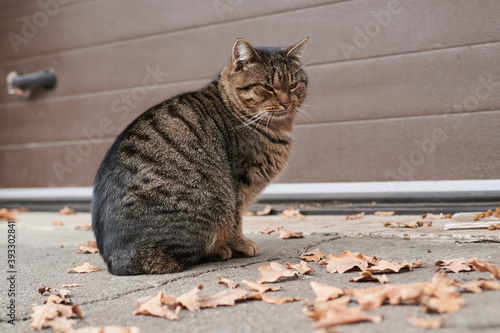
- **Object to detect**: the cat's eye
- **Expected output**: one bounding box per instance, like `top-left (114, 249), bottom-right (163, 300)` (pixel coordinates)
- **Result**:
top-left (289, 82), bottom-right (298, 90)
top-left (261, 84), bottom-right (274, 92)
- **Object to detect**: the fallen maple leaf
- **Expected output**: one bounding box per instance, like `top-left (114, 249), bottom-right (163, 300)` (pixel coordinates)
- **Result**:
top-left (278, 228), bottom-right (303, 239)
top-left (319, 250), bottom-right (370, 274)
top-left (255, 293), bottom-right (300, 305)
top-left (382, 221), bottom-right (424, 228)
top-left (75, 241), bottom-right (99, 254)
top-left (458, 279), bottom-right (500, 293)
top-left (346, 212), bottom-right (365, 220)
top-left (59, 206), bottom-right (75, 215)
top-left (241, 280), bottom-right (281, 293)
top-left (73, 325), bottom-right (141, 333)
top-left (467, 258), bottom-right (500, 279)
top-left (198, 289), bottom-right (252, 308)
top-left (375, 211), bottom-right (395, 216)
top-left (177, 285), bottom-right (203, 312)
top-left (68, 262), bottom-right (101, 274)
top-left (310, 281), bottom-right (344, 302)
top-left (435, 258), bottom-right (474, 273)
top-left (406, 314), bottom-right (449, 329)
top-left (258, 226), bottom-right (281, 234)
top-left (257, 262), bottom-right (299, 284)
top-left (311, 306), bottom-right (383, 328)
top-left (278, 206), bottom-right (305, 219)
top-left (39, 286), bottom-right (53, 295)
top-left (61, 283), bottom-right (83, 289)
top-left (134, 290), bottom-right (181, 320)
top-left (286, 261), bottom-right (314, 275)
top-left (52, 220), bottom-right (65, 226)
top-left (350, 271), bottom-right (389, 284)
top-left (75, 224), bottom-right (92, 230)
top-left (346, 273), bottom-right (465, 314)
top-left (299, 249), bottom-right (325, 262)
top-left (423, 213), bottom-right (449, 219)
top-left (217, 275), bottom-right (239, 289)
top-left (30, 303), bottom-right (82, 331)
top-left (244, 206), bottom-right (272, 216)
top-left (0, 208), bottom-right (16, 220)
top-left (367, 260), bottom-right (424, 273)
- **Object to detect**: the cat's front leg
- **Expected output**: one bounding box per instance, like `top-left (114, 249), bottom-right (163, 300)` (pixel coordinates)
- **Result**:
top-left (229, 216), bottom-right (258, 257)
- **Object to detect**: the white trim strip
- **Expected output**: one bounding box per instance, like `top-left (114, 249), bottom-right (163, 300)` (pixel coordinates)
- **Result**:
top-left (262, 180), bottom-right (500, 195)
top-left (0, 180), bottom-right (498, 201)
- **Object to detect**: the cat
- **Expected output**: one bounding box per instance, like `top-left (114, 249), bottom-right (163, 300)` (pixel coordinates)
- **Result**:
top-left (92, 38), bottom-right (308, 275)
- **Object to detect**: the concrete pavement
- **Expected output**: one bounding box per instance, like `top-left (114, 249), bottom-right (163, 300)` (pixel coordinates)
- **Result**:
top-left (1, 210), bottom-right (499, 332)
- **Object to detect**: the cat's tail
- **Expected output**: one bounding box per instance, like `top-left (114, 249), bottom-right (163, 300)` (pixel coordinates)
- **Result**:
top-left (105, 242), bottom-right (202, 276)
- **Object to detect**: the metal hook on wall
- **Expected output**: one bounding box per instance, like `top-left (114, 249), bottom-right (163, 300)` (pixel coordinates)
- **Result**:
top-left (6, 68), bottom-right (57, 99)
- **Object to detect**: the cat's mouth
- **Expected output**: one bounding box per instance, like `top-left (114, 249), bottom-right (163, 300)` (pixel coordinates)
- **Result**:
top-left (270, 109), bottom-right (289, 118)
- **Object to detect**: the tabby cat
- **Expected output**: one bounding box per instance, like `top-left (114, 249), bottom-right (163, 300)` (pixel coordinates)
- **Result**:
top-left (92, 38), bottom-right (308, 275)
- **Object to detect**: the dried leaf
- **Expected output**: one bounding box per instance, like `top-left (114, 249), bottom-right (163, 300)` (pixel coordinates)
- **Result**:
top-left (177, 285), bottom-right (203, 312)
top-left (43, 316), bottom-right (77, 333)
top-left (382, 221), bottom-right (424, 228)
top-left (256, 293), bottom-right (300, 305)
top-left (68, 262), bottom-right (101, 274)
top-left (346, 273), bottom-right (465, 313)
top-left (75, 224), bottom-right (92, 230)
top-left (467, 258), bottom-right (500, 279)
top-left (134, 290), bottom-right (181, 320)
top-left (278, 228), bottom-right (304, 239)
top-left (406, 315), bottom-right (448, 329)
top-left (367, 260), bottom-right (424, 273)
top-left (458, 279), bottom-right (500, 293)
top-left (310, 281), bottom-right (344, 302)
top-left (39, 285), bottom-right (53, 295)
top-left (241, 280), bottom-right (281, 293)
top-left (30, 303), bottom-right (82, 331)
top-left (59, 206), bottom-right (75, 215)
top-left (435, 258), bottom-right (474, 273)
top-left (302, 297), bottom-right (351, 323)
top-left (75, 241), bottom-right (99, 254)
top-left (278, 206), bottom-right (305, 219)
top-left (257, 262), bottom-right (299, 284)
top-left (198, 289), bottom-right (252, 308)
top-left (73, 325), bottom-right (141, 333)
top-left (350, 271), bottom-right (389, 284)
top-left (346, 212), bottom-right (365, 220)
top-left (0, 208), bottom-right (16, 220)
top-left (375, 211), bottom-right (395, 216)
top-left (424, 213), bottom-right (448, 219)
top-left (286, 261), bottom-right (314, 275)
top-left (319, 250), bottom-right (370, 274)
top-left (45, 294), bottom-right (69, 305)
top-left (52, 220), bottom-right (65, 227)
top-left (217, 275), bottom-right (239, 289)
top-left (311, 306), bottom-right (383, 328)
top-left (258, 226), bottom-right (280, 234)
top-left (245, 206), bottom-right (273, 216)
top-left (61, 283), bottom-right (83, 289)
top-left (299, 249), bottom-right (325, 262)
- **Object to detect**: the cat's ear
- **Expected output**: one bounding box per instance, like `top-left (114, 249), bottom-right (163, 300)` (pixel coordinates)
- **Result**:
top-left (287, 38), bottom-right (309, 64)
top-left (232, 38), bottom-right (260, 70)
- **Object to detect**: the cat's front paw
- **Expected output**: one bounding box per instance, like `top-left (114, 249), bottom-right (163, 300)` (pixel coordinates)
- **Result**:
top-left (214, 244), bottom-right (232, 260)
top-left (233, 237), bottom-right (258, 257)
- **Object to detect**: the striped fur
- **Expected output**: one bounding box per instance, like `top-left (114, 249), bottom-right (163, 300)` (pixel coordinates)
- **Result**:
top-left (92, 38), bottom-right (308, 275)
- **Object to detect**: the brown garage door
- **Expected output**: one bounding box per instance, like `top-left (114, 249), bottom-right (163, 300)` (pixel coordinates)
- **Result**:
top-left (1, 0), bottom-right (499, 196)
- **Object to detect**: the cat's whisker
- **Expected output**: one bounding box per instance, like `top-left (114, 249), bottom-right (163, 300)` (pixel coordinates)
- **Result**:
top-left (234, 110), bottom-right (267, 129)
top-left (300, 103), bottom-right (320, 109)
top-left (296, 107), bottom-right (316, 124)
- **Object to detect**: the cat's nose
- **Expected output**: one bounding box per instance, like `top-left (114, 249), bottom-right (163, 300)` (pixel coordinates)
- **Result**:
top-left (280, 101), bottom-right (291, 109)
